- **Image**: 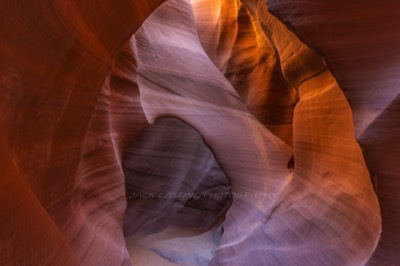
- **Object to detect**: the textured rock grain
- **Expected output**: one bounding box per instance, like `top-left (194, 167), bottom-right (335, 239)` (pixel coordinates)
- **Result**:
top-left (1, 0), bottom-right (398, 265)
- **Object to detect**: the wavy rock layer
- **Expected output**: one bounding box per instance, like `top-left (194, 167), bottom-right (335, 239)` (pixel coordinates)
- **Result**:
top-left (0, 1), bottom-right (164, 265)
top-left (123, 117), bottom-right (231, 236)
top-left (0, 0), bottom-right (398, 265)
top-left (266, 1), bottom-right (400, 265)
top-left (129, 0), bottom-right (380, 264)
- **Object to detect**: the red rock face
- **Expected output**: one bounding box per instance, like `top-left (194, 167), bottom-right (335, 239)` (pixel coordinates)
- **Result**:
top-left (267, 1), bottom-right (400, 265)
top-left (0, 0), bottom-right (398, 265)
top-left (0, 1), bottom-right (164, 265)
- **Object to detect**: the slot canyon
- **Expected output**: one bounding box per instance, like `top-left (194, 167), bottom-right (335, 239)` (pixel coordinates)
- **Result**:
top-left (1, 0), bottom-right (399, 265)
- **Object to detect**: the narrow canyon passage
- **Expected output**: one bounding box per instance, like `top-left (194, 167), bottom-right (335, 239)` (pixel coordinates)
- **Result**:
top-left (1, 0), bottom-right (399, 265)
top-left (121, 1), bottom-right (380, 264)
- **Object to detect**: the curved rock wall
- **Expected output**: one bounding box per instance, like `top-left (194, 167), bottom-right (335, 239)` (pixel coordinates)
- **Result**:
top-left (0, 1), bottom-right (164, 265)
top-left (1, 0), bottom-right (398, 265)
top-left (267, 1), bottom-right (400, 264)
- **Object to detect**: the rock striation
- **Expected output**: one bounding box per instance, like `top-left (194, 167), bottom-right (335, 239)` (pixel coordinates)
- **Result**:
top-left (1, 0), bottom-right (398, 265)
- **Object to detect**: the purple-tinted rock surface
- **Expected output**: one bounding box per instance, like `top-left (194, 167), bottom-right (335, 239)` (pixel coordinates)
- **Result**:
top-left (123, 117), bottom-right (231, 236)
top-left (1, 0), bottom-right (399, 265)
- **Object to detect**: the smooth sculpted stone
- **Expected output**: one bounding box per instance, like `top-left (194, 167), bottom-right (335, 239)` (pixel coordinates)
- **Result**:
top-left (267, 1), bottom-right (400, 264)
top-left (133, 0), bottom-right (381, 265)
top-left (0, 1), bottom-right (164, 265)
top-left (1, 0), bottom-right (397, 265)
top-left (122, 117), bottom-right (232, 236)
